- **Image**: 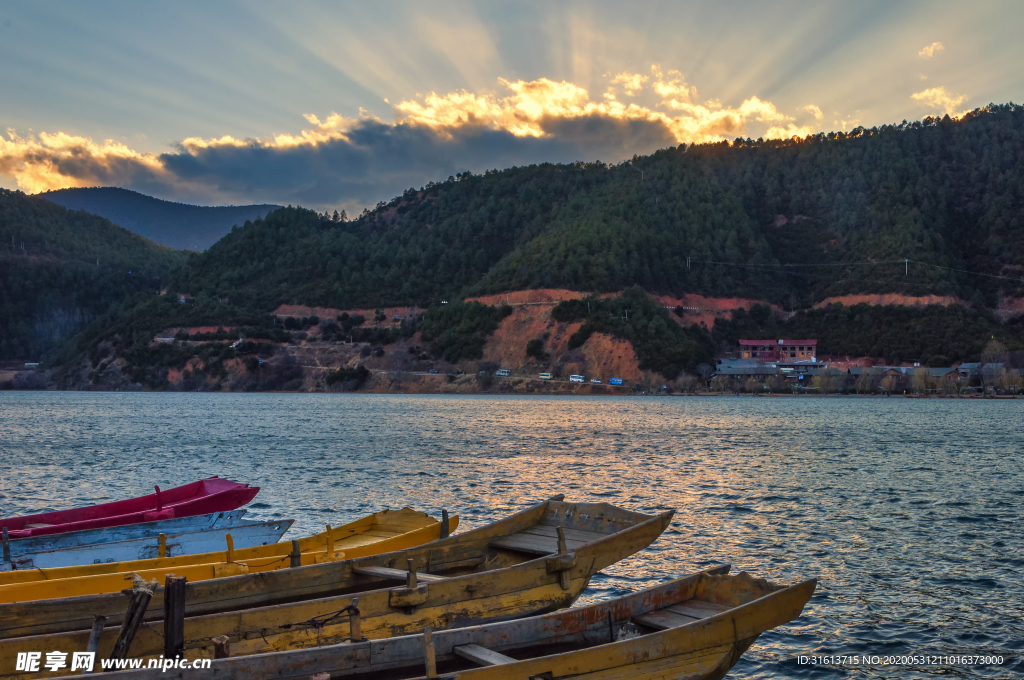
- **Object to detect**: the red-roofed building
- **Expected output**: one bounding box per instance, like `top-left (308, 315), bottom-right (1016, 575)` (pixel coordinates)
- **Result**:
top-left (739, 339), bottom-right (817, 363)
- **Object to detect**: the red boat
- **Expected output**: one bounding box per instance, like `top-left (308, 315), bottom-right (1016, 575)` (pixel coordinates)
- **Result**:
top-left (1, 477), bottom-right (259, 539)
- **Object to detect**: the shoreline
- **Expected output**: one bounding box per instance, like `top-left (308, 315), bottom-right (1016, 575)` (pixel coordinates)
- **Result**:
top-left (1, 387), bottom-right (1019, 399)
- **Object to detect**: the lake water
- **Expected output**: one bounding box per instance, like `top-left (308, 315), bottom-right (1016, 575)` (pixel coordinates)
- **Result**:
top-left (1, 393), bottom-right (1021, 678)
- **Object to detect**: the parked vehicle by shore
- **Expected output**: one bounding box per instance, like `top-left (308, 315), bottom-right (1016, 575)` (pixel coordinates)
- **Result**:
top-left (569, 374), bottom-right (585, 383)
top-left (609, 378), bottom-right (624, 385)
top-left (539, 372), bottom-right (553, 380)
top-left (591, 378), bottom-right (601, 384)
top-left (495, 369), bottom-right (510, 377)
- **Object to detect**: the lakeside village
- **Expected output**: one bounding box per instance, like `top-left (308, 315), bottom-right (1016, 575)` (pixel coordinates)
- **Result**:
top-left (702, 339), bottom-right (1024, 396)
top-left (467, 339), bottom-right (1024, 397)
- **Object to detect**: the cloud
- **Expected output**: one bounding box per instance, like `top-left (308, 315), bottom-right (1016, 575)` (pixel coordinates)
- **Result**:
top-left (918, 42), bottom-right (944, 58)
top-left (650, 65), bottom-right (696, 101)
top-left (0, 129), bottom-right (166, 195)
top-left (606, 71), bottom-right (649, 97)
top-left (834, 116), bottom-right (861, 131)
top-left (764, 124), bottom-right (815, 139)
top-left (1, 69), bottom-right (810, 209)
top-left (911, 86), bottom-right (967, 116)
top-left (802, 104), bottom-right (824, 120)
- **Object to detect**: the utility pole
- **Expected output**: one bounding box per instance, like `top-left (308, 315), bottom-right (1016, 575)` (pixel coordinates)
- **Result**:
top-left (905, 259), bottom-right (908, 275)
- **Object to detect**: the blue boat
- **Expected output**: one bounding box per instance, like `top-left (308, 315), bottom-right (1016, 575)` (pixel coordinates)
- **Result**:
top-left (7, 517), bottom-right (293, 569)
top-left (1, 509), bottom-right (248, 562)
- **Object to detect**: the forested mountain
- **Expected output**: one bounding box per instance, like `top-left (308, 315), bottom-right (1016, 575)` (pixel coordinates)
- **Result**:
top-left (0, 189), bottom-right (185, 360)
top-left (8, 105), bottom-right (1024, 380)
top-left (175, 105), bottom-right (1024, 311)
top-left (39, 187), bottom-right (280, 251)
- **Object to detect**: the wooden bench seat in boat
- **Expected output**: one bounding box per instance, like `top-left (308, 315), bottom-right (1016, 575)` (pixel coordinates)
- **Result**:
top-left (632, 599), bottom-right (731, 630)
top-left (351, 566), bottom-right (451, 583)
top-left (454, 643), bottom-right (516, 666)
top-left (489, 524), bottom-right (607, 555)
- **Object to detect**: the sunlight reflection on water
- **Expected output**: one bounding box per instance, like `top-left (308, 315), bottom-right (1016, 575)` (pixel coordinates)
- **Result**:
top-left (1, 392), bottom-right (1021, 678)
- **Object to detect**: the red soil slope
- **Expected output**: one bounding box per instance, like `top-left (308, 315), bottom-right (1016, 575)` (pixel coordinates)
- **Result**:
top-left (653, 294), bottom-right (775, 328)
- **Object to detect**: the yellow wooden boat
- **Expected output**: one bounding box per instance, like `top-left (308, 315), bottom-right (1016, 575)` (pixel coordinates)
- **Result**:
top-left (103, 567), bottom-right (817, 680)
top-left (0, 508), bottom-right (457, 603)
top-left (0, 498), bottom-right (673, 679)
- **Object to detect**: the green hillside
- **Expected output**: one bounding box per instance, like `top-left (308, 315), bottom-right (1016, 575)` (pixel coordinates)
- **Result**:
top-left (0, 189), bottom-right (186, 360)
top-left (39, 187), bottom-right (280, 251)
top-left (173, 104), bottom-right (1024, 310)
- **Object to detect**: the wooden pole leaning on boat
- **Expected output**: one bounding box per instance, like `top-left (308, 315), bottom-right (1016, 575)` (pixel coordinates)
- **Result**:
top-left (82, 616), bottom-right (106, 675)
top-left (163, 575), bottom-right (187, 660)
top-left (556, 527), bottom-right (570, 591)
top-left (422, 626), bottom-right (437, 678)
top-left (107, 576), bottom-right (157, 665)
top-left (289, 540), bottom-right (301, 568)
top-left (406, 559), bottom-right (417, 589)
top-left (225, 534), bottom-right (234, 563)
top-left (440, 509), bottom-right (450, 538)
top-left (157, 533), bottom-right (167, 559)
top-left (346, 597), bottom-right (362, 642)
top-left (1, 527), bottom-right (10, 565)
top-left (326, 524), bottom-right (335, 555)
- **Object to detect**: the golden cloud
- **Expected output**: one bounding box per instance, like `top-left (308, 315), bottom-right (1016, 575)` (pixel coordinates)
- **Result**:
top-left (911, 86), bottom-right (967, 116)
top-left (0, 129), bottom-right (165, 194)
top-left (607, 71), bottom-right (649, 97)
top-left (394, 72), bottom-right (798, 145)
top-left (650, 65), bottom-right (696, 102)
top-left (802, 104), bottom-right (824, 120)
top-left (0, 67), bottom-right (817, 200)
top-left (918, 42), bottom-right (944, 58)
top-left (765, 124), bottom-right (816, 139)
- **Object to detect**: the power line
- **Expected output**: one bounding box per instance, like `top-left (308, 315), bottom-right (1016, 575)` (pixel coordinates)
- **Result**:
top-left (908, 260), bottom-right (1024, 282)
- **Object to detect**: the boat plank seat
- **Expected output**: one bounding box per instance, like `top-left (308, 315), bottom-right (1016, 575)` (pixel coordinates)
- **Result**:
top-left (633, 600), bottom-right (731, 630)
top-left (518, 525), bottom-right (608, 543)
top-left (489, 525), bottom-right (604, 555)
top-left (666, 601), bottom-right (731, 619)
top-left (351, 566), bottom-right (450, 583)
top-left (454, 644), bottom-right (516, 666)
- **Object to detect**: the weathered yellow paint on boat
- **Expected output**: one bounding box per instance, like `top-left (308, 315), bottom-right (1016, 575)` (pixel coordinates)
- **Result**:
top-left (0, 508), bottom-right (446, 586)
top-left (0, 507), bottom-right (460, 602)
top-left (83, 569), bottom-right (817, 680)
top-left (0, 549), bottom-right (343, 603)
top-left (0, 500), bottom-right (671, 679)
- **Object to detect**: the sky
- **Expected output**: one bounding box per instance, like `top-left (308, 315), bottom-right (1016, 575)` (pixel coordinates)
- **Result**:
top-left (1, 0), bottom-right (1021, 213)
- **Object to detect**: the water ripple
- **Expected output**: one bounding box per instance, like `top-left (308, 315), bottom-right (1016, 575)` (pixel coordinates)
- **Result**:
top-left (0, 393), bottom-right (1020, 678)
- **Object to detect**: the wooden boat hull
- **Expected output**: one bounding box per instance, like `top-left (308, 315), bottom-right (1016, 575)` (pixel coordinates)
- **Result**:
top-left (0, 510), bottom-right (247, 564)
top-left (111, 567), bottom-right (815, 680)
top-left (0, 509), bottom-right (453, 600)
top-left (2, 477), bottom-right (258, 539)
top-left (4, 518), bottom-right (291, 570)
top-left (0, 500), bottom-right (672, 678)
